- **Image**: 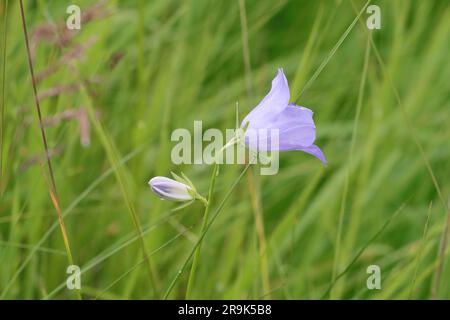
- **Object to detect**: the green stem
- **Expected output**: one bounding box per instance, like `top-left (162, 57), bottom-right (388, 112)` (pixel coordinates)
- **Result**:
top-left (19, 0), bottom-right (80, 300)
top-left (247, 168), bottom-right (271, 298)
top-left (321, 202), bottom-right (406, 299)
top-left (185, 163), bottom-right (219, 299)
top-left (164, 163), bottom-right (251, 299)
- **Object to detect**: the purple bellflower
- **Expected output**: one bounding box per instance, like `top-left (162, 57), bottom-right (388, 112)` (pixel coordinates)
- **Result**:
top-left (241, 68), bottom-right (326, 165)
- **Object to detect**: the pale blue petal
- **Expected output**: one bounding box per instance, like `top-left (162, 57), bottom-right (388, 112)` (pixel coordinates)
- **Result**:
top-left (244, 104), bottom-right (316, 150)
top-left (241, 68), bottom-right (290, 128)
top-left (298, 144), bottom-right (327, 165)
top-left (149, 177), bottom-right (193, 201)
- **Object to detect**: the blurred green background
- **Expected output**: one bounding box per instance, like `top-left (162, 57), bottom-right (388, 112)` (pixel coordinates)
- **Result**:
top-left (0, 0), bottom-right (449, 299)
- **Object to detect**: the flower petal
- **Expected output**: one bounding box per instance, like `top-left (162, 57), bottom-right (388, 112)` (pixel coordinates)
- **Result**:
top-left (275, 104), bottom-right (316, 148)
top-left (244, 104), bottom-right (316, 151)
top-left (149, 176), bottom-right (193, 201)
top-left (298, 144), bottom-right (327, 165)
top-left (241, 68), bottom-right (290, 128)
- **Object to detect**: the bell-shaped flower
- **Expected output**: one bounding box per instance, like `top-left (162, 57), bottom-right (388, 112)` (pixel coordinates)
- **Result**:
top-left (241, 68), bottom-right (326, 165)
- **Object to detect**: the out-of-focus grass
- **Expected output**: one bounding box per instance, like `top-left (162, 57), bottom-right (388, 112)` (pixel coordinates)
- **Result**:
top-left (0, 0), bottom-right (449, 299)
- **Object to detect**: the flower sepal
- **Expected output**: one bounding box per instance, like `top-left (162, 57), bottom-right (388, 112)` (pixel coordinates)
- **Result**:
top-left (171, 172), bottom-right (208, 206)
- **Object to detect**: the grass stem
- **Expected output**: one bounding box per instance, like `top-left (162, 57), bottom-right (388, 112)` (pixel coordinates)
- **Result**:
top-left (330, 33), bottom-right (371, 299)
top-left (164, 163), bottom-right (251, 299)
top-left (0, 0), bottom-right (8, 196)
top-left (239, 0), bottom-right (271, 298)
top-left (19, 0), bottom-right (81, 300)
top-left (185, 163), bottom-right (219, 299)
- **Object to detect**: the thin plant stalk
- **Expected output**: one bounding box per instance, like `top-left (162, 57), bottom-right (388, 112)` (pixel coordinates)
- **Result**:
top-left (409, 202), bottom-right (433, 298)
top-left (294, 0), bottom-right (371, 103)
top-left (19, 0), bottom-right (81, 300)
top-left (185, 163), bottom-right (219, 299)
top-left (164, 163), bottom-right (251, 299)
top-left (247, 169), bottom-right (271, 297)
top-left (0, 0), bottom-right (8, 195)
top-left (330, 34), bottom-right (371, 299)
top-left (82, 86), bottom-right (161, 297)
top-left (321, 202), bottom-right (407, 299)
top-left (37, 8), bottom-right (161, 296)
top-left (350, 0), bottom-right (449, 298)
top-left (239, 0), bottom-right (271, 298)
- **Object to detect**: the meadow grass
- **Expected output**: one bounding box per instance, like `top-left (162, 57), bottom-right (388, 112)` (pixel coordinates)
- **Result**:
top-left (0, 0), bottom-right (449, 299)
